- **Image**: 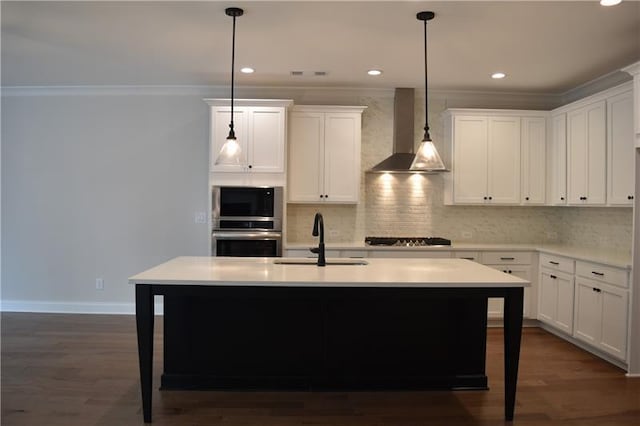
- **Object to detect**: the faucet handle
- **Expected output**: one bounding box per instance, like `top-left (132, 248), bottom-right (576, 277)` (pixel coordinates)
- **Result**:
top-left (309, 247), bottom-right (320, 254)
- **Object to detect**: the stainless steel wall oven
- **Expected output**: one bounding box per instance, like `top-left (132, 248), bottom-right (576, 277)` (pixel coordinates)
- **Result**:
top-left (211, 186), bottom-right (283, 257)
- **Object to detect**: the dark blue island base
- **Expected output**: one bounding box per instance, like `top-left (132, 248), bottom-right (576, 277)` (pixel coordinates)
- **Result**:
top-left (136, 285), bottom-right (523, 423)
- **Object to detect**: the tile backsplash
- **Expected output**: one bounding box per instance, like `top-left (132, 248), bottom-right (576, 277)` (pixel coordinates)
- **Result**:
top-left (286, 93), bottom-right (633, 253)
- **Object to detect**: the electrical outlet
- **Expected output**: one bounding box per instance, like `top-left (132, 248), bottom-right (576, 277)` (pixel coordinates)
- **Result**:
top-left (461, 230), bottom-right (473, 239)
top-left (194, 211), bottom-right (207, 224)
top-left (95, 278), bottom-right (104, 290)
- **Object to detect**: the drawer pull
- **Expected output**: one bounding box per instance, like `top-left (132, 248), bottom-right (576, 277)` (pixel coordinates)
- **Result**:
top-left (500, 257), bottom-right (515, 260)
top-left (461, 257), bottom-right (475, 260)
top-left (549, 261), bottom-right (559, 265)
top-left (591, 271), bottom-right (604, 277)
top-left (550, 274), bottom-right (557, 279)
top-left (592, 287), bottom-right (602, 293)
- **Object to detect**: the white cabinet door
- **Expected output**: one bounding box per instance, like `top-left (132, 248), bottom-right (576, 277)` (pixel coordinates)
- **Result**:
top-left (538, 269), bottom-right (558, 325)
top-left (574, 278), bottom-right (601, 345)
top-left (607, 90), bottom-right (634, 206)
top-left (538, 268), bottom-right (574, 334)
top-left (288, 108), bottom-right (363, 204)
top-left (521, 117), bottom-right (546, 204)
top-left (488, 117), bottom-right (521, 204)
top-left (288, 112), bottom-right (324, 203)
top-left (556, 272), bottom-right (575, 334)
top-left (574, 278), bottom-right (628, 360)
top-left (567, 101), bottom-right (606, 205)
top-left (600, 285), bottom-right (628, 359)
top-left (210, 108), bottom-right (248, 172)
top-left (323, 113), bottom-right (361, 203)
top-left (549, 113), bottom-right (567, 205)
top-left (248, 107), bottom-right (285, 173)
top-left (453, 116), bottom-right (489, 204)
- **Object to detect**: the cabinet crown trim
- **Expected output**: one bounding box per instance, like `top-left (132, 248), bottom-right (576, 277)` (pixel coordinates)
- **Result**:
top-left (444, 108), bottom-right (548, 117)
top-left (551, 81), bottom-right (632, 114)
top-left (292, 105), bottom-right (367, 113)
top-left (204, 98), bottom-right (294, 108)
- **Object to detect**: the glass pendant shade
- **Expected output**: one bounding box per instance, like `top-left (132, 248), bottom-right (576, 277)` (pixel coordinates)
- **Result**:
top-left (410, 139), bottom-right (446, 171)
top-left (215, 135), bottom-right (241, 165)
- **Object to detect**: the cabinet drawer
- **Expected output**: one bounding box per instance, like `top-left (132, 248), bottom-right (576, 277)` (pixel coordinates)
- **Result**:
top-left (539, 253), bottom-right (575, 274)
top-left (575, 260), bottom-right (628, 289)
top-left (482, 251), bottom-right (532, 265)
top-left (368, 250), bottom-right (452, 259)
top-left (453, 251), bottom-right (481, 262)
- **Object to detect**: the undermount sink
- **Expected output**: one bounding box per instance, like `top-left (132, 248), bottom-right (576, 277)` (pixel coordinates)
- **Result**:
top-left (273, 259), bottom-right (368, 266)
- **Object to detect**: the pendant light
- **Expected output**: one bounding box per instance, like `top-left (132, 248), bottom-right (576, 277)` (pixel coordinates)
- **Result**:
top-left (215, 7), bottom-right (244, 166)
top-left (411, 11), bottom-right (446, 171)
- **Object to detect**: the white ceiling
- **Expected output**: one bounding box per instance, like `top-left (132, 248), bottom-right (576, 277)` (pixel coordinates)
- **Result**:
top-left (1, 1), bottom-right (639, 94)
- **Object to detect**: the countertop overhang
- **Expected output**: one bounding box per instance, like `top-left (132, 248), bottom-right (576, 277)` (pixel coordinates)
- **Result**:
top-left (129, 256), bottom-right (529, 288)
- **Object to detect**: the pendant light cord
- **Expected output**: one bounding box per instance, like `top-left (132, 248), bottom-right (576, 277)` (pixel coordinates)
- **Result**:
top-left (228, 13), bottom-right (237, 139)
top-left (423, 18), bottom-right (431, 142)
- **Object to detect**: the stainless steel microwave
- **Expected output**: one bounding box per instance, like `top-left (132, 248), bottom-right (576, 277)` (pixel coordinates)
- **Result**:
top-left (212, 186), bottom-right (283, 231)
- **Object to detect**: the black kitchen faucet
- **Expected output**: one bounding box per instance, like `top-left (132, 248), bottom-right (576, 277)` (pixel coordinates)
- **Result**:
top-left (311, 212), bottom-right (326, 266)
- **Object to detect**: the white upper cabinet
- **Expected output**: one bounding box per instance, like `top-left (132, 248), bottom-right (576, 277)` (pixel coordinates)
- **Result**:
top-left (607, 90), bottom-right (634, 206)
top-left (288, 106), bottom-right (366, 204)
top-left (521, 117), bottom-right (546, 204)
top-left (488, 117), bottom-right (521, 204)
top-left (549, 113), bottom-right (567, 205)
top-left (206, 99), bottom-right (293, 175)
top-left (446, 110), bottom-right (547, 205)
top-left (451, 115), bottom-right (489, 204)
top-left (566, 100), bottom-right (606, 205)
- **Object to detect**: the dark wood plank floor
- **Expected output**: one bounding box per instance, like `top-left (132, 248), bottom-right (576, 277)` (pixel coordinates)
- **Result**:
top-left (1, 312), bottom-right (639, 425)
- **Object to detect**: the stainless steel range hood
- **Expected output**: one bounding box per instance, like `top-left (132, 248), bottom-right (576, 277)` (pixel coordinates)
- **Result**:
top-left (368, 88), bottom-right (447, 173)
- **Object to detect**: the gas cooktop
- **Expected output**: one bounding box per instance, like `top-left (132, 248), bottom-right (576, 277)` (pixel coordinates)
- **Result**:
top-left (365, 236), bottom-right (451, 247)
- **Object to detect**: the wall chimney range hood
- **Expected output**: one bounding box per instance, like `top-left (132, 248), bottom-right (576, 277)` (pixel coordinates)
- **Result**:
top-left (368, 88), bottom-right (448, 173)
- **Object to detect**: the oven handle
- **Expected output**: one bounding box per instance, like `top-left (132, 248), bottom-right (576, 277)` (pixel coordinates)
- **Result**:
top-left (212, 231), bottom-right (282, 240)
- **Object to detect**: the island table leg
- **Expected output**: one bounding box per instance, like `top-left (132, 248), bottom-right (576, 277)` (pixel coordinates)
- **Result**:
top-left (136, 284), bottom-right (154, 423)
top-left (503, 287), bottom-right (524, 421)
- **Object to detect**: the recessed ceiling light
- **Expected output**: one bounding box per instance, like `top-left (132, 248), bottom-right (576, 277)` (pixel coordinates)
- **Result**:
top-left (368, 69), bottom-right (383, 76)
top-left (240, 67), bottom-right (254, 74)
top-left (600, 0), bottom-right (622, 6)
top-left (491, 72), bottom-right (506, 79)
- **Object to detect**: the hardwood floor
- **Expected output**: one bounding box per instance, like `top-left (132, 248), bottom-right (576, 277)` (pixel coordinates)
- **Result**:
top-left (1, 313), bottom-right (638, 425)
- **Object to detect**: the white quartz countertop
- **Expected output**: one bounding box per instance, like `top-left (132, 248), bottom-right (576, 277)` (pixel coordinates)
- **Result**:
top-left (129, 256), bottom-right (529, 288)
top-left (284, 242), bottom-right (632, 269)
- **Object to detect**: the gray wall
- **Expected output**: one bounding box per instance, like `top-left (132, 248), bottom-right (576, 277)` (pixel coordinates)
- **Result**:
top-left (2, 91), bottom-right (211, 311)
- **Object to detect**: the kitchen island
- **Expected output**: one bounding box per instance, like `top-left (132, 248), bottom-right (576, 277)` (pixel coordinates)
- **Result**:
top-left (130, 256), bottom-right (528, 423)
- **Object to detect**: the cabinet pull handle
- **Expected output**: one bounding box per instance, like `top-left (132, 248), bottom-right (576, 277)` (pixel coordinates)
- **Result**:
top-left (560, 197), bottom-right (565, 201)
top-left (483, 196), bottom-right (488, 200)
top-left (591, 271), bottom-right (604, 276)
top-left (525, 197), bottom-right (529, 201)
top-left (550, 274), bottom-right (557, 279)
top-left (500, 257), bottom-right (515, 260)
top-left (248, 164), bottom-right (253, 169)
top-left (508, 270), bottom-right (512, 274)
top-left (320, 195), bottom-right (324, 198)
top-left (549, 261), bottom-right (559, 265)
top-left (461, 257), bottom-right (475, 260)
top-left (592, 287), bottom-right (602, 293)
top-left (488, 196), bottom-right (493, 200)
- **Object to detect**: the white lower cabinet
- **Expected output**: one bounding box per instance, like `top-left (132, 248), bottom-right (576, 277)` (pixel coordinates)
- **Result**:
top-left (538, 268), bottom-right (574, 334)
top-left (484, 265), bottom-right (532, 319)
top-left (573, 263), bottom-right (629, 361)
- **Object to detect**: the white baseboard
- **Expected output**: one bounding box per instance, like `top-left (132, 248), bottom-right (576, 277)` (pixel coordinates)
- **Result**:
top-left (0, 299), bottom-right (164, 315)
